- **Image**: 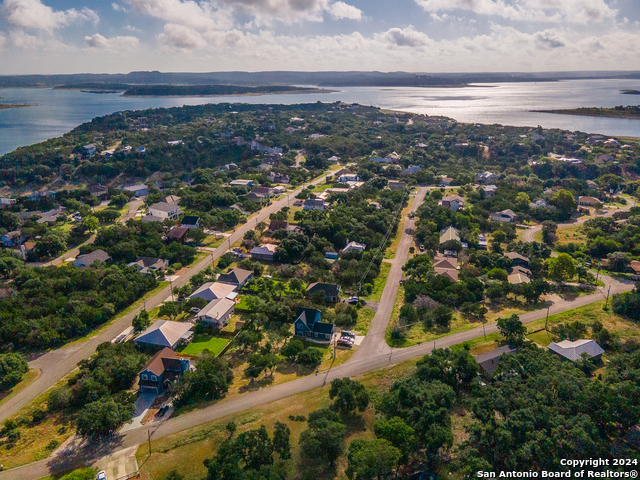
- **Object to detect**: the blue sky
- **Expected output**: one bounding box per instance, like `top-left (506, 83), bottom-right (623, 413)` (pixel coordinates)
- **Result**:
top-left (0, 0), bottom-right (639, 74)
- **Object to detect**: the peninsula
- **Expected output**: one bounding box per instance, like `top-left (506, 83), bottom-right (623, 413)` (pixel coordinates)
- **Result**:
top-left (0, 103), bottom-right (33, 110)
top-left (533, 105), bottom-right (640, 120)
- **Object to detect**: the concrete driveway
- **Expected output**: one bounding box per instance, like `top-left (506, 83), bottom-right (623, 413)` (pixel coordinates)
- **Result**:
top-left (120, 393), bottom-right (157, 433)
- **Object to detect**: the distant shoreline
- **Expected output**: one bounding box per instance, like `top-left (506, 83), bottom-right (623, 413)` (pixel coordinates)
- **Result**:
top-left (0, 103), bottom-right (34, 110)
top-left (532, 106), bottom-right (640, 120)
top-left (121, 88), bottom-right (336, 97)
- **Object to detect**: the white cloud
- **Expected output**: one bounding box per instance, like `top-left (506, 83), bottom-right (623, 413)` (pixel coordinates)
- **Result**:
top-left (112, 2), bottom-right (127, 12)
top-left (124, 24), bottom-right (142, 32)
top-left (328, 1), bottom-right (362, 20)
top-left (414, 0), bottom-right (617, 24)
top-left (378, 26), bottom-right (432, 47)
top-left (85, 33), bottom-right (139, 50)
top-left (158, 23), bottom-right (208, 49)
top-left (123, 0), bottom-right (232, 30)
top-left (1, 0), bottom-right (99, 30)
top-left (0, 32), bottom-right (6, 50)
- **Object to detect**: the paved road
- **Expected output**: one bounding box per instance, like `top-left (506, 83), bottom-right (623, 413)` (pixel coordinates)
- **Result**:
top-left (351, 186), bottom-right (428, 361)
top-left (523, 198), bottom-right (636, 243)
top-left (5, 186), bottom-right (637, 480)
top-left (0, 174), bottom-right (333, 425)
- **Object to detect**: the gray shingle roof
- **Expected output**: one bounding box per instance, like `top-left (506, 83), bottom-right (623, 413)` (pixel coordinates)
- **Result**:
top-left (548, 339), bottom-right (604, 361)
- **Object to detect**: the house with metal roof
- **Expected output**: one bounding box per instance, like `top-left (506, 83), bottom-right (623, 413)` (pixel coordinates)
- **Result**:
top-left (196, 298), bottom-right (236, 329)
top-left (439, 226), bottom-right (460, 245)
top-left (73, 249), bottom-right (111, 268)
top-left (148, 201), bottom-right (181, 220)
top-left (123, 184), bottom-right (148, 197)
top-left (491, 209), bottom-right (517, 223)
top-left (189, 282), bottom-right (238, 302)
top-left (475, 345), bottom-right (518, 377)
top-left (306, 282), bottom-right (340, 302)
top-left (217, 268), bottom-right (253, 289)
top-left (293, 308), bottom-right (334, 343)
top-left (127, 257), bottom-right (169, 275)
top-left (548, 339), bottom-right (604, 362)
top-left (134, 320), bottom-right (193, 350)
top-left (341, 241), bottom-right (366, 255)
top-left (250, 243), bottom-right (278, 261)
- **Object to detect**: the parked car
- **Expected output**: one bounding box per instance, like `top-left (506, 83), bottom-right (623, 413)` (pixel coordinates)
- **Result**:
top-left (97, 472), bottom-right (107, 480)
top-left (348, 296), bottom-right (359, 304)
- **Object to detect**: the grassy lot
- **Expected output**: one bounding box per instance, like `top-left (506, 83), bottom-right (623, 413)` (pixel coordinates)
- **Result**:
top-left (352, 306), bottom-right (374, 335)
top-left (555, 224), bottom-right (587, 246)
top-left (0, 376), bottom-right (75, 470)
top-left (286, 206), bottom-right (303, 224)
top-left (0, 368), bottom-right (39, 409)
top-left (384, 196), bottom-right (415, 260)
top-left (361, 262), bottom-right (391, 302)
top-left (179, 334), bottom-right (229, 356)
top-left (136, 358), bottom-right (418, 480)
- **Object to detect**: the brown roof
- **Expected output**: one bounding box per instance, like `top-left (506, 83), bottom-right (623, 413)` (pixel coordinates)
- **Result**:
top-left (167, 227), bottom-right (189, 239)
top-left (434, 267), bottom-right (458, 282)
top-left (629, 261), bottom-right (640, 273)
top-left (504, 252), bottom-right (529, 262)
top-left (433, 256), bottom-right (457, 270)
top-left (140, 347), bottom-right (183, 377)
top-left (269, 220), bottom-right (289, 231)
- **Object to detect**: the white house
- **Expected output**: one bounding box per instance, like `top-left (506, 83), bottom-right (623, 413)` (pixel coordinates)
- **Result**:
top-left (303, 199), bottom-right (327, 210)
top-left (196, 298), bottom-right (236, 329)
top-left (341, 241), bottom-right (366, 254)
top-left (338, 174), bottom-right (360, 183)
top-left (148, 201), bottom-right (181, 220)
top-left (230, 179), bottom-right (254, 187)
top-left (481, 185), bottom-right (498, 198)
top-left (123, 184), bottom-right (148, 197)
top-left (491, 209), bottom-right (517, 223)
top-left (189, 282), bottom-right (237, 302)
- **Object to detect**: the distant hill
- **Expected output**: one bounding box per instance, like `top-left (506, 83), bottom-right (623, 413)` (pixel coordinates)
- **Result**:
top-left (121, 84), bottom-right (328, 96)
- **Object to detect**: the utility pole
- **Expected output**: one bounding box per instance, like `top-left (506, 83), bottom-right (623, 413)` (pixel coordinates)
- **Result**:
top-left (143, 299), bottom-right (146, 310)
top-left (604, 285), bottom-right (611, 308)
top-left (545, 306), bottom-right (550, 331)
top-left (148, 429), bottom-right (152, 458)
top-left (482, 322), bottom-right (486, 337)
top-left (169, 278), bottom-right (174, 302)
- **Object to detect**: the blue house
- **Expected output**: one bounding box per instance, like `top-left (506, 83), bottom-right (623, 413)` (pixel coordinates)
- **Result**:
top-left (294, 308), bottom-right (335, 343)
top-left (138, 347), bottom-right (189, 394)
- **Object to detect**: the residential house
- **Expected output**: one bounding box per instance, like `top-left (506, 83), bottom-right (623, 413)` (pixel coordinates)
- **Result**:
top-left (221, 163), bottom-right (238, 171)
top-left (263, 153), bottom-right (282, 166)
top-left (439, 226), bottom-right (460, 245)
top-left (245, 192), bottom-right (268, 202)
top-left (303, 198), bottom-right (327, 210)
top-left (440, 176), bottom-right (453, 186)
top-left (230, 179), bottom-right (254, 187)
top-left (491, 209), bottom-right (517, 223)
top-left (294, 308), bottom-right (334, 343)
top-left (475, 345), bottom-right (518, 377)
top-left (160, 195), bottom-right (181, 204)
top-left (250, 244), bottom-right (277, 261)
top-left (327, 155), bottom-right (340, 163)
top-left (478, 234), bottom-right (488, 250)
top-left (101, 149), bottom-right (115, 159)
top-left (388, 181), bottom-right (407, 190)
top-left (82, 144), bottom-right (96, 158)
top-left (127, 257), bottom-right (169, 275)
top-left (123, 184), bottom-right (148, 197)
top-left (587, 180), bottom-right (598, 190)
top-left (73, 249), bottom-right (111, 268)
top-left (341, 241), bottom-right (366, 255)
top-left (627, 260), bottom-right (640, 278)
top-left (578, 196), bottom-right (602, 207)
top-left (87, 185), bottom-right (109, 200)
top-left (508, 272), bottom-right (531, 285)
top-left (167, 140), bottom-right (184, 146)
top-left (548, 339), bottom-right (604, 362)
top-left (401, 166), bottom-right (421, 176)
top-left (476, 171), bottom-right (499, 183)
top-left (325, 252), bottom-right (338, 260)
top-left (251, 187), bottom-right (273, 198)
top-left (481, 185), bottom-right (498, 198)
top-left (504, 252), bottom-right (529, 267)
top-left (433, 256), bottom-right (459, 282)
top-left (338, 174), bottom-right (360, 183)
top-left (134, 320), bottom-right (193, 350)
top-left (511, 266), bottom-right (532, 277)
top-left (257, 163), bottom-right (272, 171)
top-left (138, 146), bottom-right (146, 155)
top-left (371, 157), bottom-right (393, 164)
top-left (138, 347), bottom-right (190, 394)
top-left (272, 186), bottom-right (286, 195)
top-left (180, 216), bottom-right (200, 229)
top-left (166, 227), bottom-right (189, 243)
top-left (268, 221), bottom-right (301, 235)
top-left (441, 195), bottom-right (464, 211)
top-left (189, 282), bottom-right (237, 302)
top-left (267, 172), bottom-right (290, 184)
top-left (196, 298), bottom-right (236, 329)
top-left (218, 268), bottom-right (253, 289)
top-left (37, 207), bottom-right (66, 225)
top-left (529, 199), bottom-right (548, 209)
top-left (148, 201), bottom-right (181, 221)
top-left (0, 198), bottom-right (16, 209)
top-left (306, 282), bottom-right (340, 302)
top-left (1, 230), bottom-right (23, 247)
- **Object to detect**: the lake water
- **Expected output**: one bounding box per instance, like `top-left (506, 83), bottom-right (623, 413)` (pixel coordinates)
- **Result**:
top-left (1, 79), bottom-right (640, 156)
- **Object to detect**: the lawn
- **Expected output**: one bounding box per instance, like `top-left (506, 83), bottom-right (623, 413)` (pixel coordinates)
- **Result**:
top-left (0, 368), bottom-right (39, 409)
top-left (555, 224), bottom-right (587, 246)
top-left (136, 358), bottom-right (418, 480)
top-left (352, 306), bottom-right (374, 335)
top-left (179, 334), bottom-right (229, 356)
top-left (235, 295), bottom-right (253, 311)
top-left (362, 262), bottom-right (391, 302)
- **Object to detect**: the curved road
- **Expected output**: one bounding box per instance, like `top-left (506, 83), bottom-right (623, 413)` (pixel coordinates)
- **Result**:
top-left (5, 185), bottom-right (636, 480)
top-left (523, 197), bottom-right (636, 243)
top-left (0, 173), bottom-right (335, 425)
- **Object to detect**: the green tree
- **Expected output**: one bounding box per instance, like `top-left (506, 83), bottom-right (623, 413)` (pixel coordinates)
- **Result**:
top-left (82, 215), bottom-right (100, 233)
top-left (373, 417), bottom-right (416, 463)
top-left (515, 192), bottom-right (530, 210)
top-left (159, 302), bottom-right (181, 320)
top-left (280, 339), bottom-right (304, 360)
top-left (0, 353), bottom-right (29, 392)
top-left (186, 228), bottom-right (207, 245)
top-left (496, 314), bottom-right (527, 345)
top-left (548, 253), bottom-right (576, 282)
top-left (76, 399), bottom-right (135, 438)
top-left (299, 410), bottom-right (346, 468)
top-left (550, 189), bottom-right (577, 220)
top-left (174, 353), bottom-right (234, 408)
top-left (132, 309), bottom-right (151, 334)
top-left (346, 439), bottom-right (401, 480)
top-left (329, 378), bottom-right (370, 416)
top-left (109, 193), bottom-right (129, 209)
top-left (58, 468), bottom-right (99, 480)
top-left (296, 347), bottom-right (323, 368)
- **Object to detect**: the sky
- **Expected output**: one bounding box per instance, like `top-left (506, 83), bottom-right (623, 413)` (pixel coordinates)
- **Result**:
top-left (0, 0), bottom-right (639, 74)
